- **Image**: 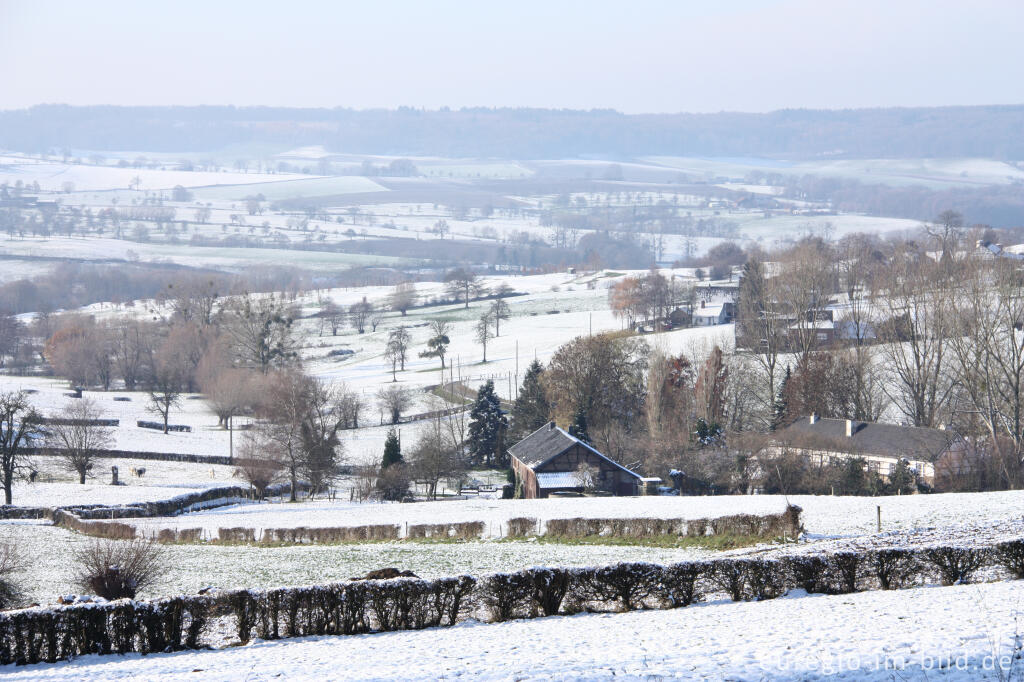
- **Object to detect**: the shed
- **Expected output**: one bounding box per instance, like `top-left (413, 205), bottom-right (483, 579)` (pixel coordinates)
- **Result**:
top-left (508, 422), bottom-right (644, 498)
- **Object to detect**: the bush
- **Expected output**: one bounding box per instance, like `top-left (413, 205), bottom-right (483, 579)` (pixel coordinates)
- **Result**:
top-left (782, 555), bottom-right (829, 594)
top-left (577, 562), bottom-right (662, 611)
top-left (479, 571), bottom-right (535, 621)
top-left (920, 547), bottom-right (989, 585)
top-left (993, 539), bottom-right (1024, 579)
top-left (218, 527), bottom-right (256, 543)
top-left (710, 558), bottom-right (748, 601)
top-left (742, 558), bottom-right (787, 600)
top-left (658, 561), bottom-right (708, 607)
top-left (506, 517), bottom-right (538, 538)
top-left (72, 539), bottom-right (166, 600)
top-left (0, 541), bottom-right (23, 609)
top-left (869, 549), bottom-right (920, 590)
top-left (825, 552), bottom-right (866, 594)
top-left (529, 567), bottom-right (573, 616)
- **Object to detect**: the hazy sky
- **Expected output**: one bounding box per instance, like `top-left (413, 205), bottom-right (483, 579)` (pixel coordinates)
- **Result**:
top-left (2, 0), bottom-right (1022, 114)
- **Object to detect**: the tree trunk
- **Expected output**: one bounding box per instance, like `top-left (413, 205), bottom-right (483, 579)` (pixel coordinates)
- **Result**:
top-left (3, 479), bottom-right (11, 505)
top-left (79, 470), bottom-right (86, 484)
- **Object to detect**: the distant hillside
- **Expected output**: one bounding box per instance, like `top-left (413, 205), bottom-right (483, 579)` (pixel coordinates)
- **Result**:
top-left (2, 104), bottom-right (1023, 160)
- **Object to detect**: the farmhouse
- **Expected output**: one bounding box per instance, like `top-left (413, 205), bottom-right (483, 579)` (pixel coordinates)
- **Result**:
top-left (693, 300), bottom-right (734, 326)
top-left (771, 414), bottom-right (965, 484)
top-left (508, 422), bottom-right (645, 498)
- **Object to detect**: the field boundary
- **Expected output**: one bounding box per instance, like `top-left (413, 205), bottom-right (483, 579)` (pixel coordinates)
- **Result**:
top-left (1, 538), bottom-right (1021, 666)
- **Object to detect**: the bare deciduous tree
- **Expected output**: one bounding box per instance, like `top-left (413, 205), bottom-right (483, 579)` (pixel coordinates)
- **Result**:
top-left (0, 391), bottom-right (41, 504)
top-left (376, 385), bottom-right (412, 425)
top-left (45, 397), bottom-right (113, 484)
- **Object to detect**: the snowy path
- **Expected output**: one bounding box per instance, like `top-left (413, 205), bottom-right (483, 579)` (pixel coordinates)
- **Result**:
top-left (6, 580), bottom-right (1024, 680)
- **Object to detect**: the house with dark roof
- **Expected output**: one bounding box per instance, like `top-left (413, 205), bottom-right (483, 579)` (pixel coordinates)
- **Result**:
top-left (508, 422), bottom-right (645, 498)
top-left (771, 414), bottom-right (965, 484)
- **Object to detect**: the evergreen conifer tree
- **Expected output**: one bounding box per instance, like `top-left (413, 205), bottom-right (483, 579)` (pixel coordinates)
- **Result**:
top-left (510, 360), bottom-right (550, 439)
top-left (467, 380), bottom-right (508, 466)
top-left (381, 428), bottom-right (403, 469)
top-left (568, 405), bottom-right (590, 444)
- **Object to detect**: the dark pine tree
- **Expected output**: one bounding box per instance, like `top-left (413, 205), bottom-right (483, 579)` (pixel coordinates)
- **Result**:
top-left (381, 428), bottom-right (403, 469)
top-left (510, 360), bottom-right (550, 439)
top-left (568, 405), bottom-right (590, 444)
top-left (467, 380), bottom-right (508, 467)
top-left (771, 365), bottom-right (791, 431)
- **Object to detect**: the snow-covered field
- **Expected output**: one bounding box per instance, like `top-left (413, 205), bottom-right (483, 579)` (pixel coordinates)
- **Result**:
top-left (122, 490), bottom-right (1024, 539)
top-left (6, 580), bottom-right (1023, 680)
top-left (0, 523), bottom-right (705, 604)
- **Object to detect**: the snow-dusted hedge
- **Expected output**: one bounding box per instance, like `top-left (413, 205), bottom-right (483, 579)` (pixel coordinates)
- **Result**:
top-left (543, 505), bottom-right (803, 541)
top-left (407, 521), bottom-right (486, 540)
top-left (0, 507), bottom-right (51, 521)
top-left (3, 538), bottom-right (1022, 665)
top-left (136, 421), bottom-right (192, 433)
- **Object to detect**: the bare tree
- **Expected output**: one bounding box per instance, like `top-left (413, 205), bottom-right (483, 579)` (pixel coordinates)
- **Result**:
top-left (476, 313), bottom-right (493, 363)
top-left (235, 429), bottom-right (285, 499)
top-left (45, 397), bottom-right (113, 484)
top-left (349, 297), bottom-right (373, 334)
top-left (148, 357), bottom-right (183, 434)
top-left (377, 385), bottom-right (412, 425)
top-left (322, 301), bottom-right (345, 336)
top-left (489, 299), bottom-right (510, 337)
top-left (948, 258), bottom-right (1024, 484)
top-left (388, 281), bottom-right (418, 316)
top-left (875, 244), bottom-right (954, 427)
top-left (222, 293), bottom-right (296, 372)
top-left (259, 369), bottom-right (311, 502)
top-left (445, 268), bottom-right (485, 308)
top-left (410, 414), bottom-right (463, 500)
top-left (0, 391), bottom-right (41, 504)
top-left (386, 326), bottom-right (411, 375)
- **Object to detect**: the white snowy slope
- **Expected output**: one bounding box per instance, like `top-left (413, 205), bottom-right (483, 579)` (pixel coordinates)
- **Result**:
top-left (6, 580), bottom-right (1024, 680)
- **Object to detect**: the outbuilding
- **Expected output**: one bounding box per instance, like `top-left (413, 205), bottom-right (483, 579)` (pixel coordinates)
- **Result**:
top-left (508, 422), bottom-right (645, 498)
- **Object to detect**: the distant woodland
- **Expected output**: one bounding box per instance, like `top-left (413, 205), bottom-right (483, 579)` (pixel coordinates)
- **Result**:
top-left (2, 104), bottom-right (1024, 160)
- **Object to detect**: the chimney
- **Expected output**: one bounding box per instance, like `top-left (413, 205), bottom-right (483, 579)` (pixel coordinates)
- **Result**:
top-left (548, 421), bottom-right (556, 431)
top-left (700, 300), bottom-right (706, 309)
top-left (846, 419), bottom-right (854, 437)
top-left (809, 413), bottom-right (817, 425)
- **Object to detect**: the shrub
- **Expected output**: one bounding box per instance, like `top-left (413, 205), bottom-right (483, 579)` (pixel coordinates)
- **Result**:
top-left (529, 567), bottom-right (573, 616)
top-left (479, 571), bottom-right (535, 621)
top-left (869, 549), bottom-right (920, 590)
top-left (825, 552), bottom-right (866, 593)
top-left (506, 517), bottom-right (539, 538)
top-left (920, 547), bottom-right (989, 585)
top-left (710, 558), bottom-right (748, 601)
top-left (577, 562), bottom-right (662, 611)
top-left (993, 539), bottom-right (1024, 579)
top-left (658, 561), bottom-right (708, 607)
top-left (782, 555), bottom-right (829, 594)
top-left (743, 558), bottom-right (787, 600)
top-left (72, 539), bottom-right (167, 600)
top-left (218, 527), bottom-right (256, 543)
top-left (0, 541), bottom-right (23, 609)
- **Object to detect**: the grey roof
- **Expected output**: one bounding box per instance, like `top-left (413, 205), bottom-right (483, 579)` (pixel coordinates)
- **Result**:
top-left (775, 417), bottom-right (957, 462)
top-left (509, 422), bottom-right (643, 479)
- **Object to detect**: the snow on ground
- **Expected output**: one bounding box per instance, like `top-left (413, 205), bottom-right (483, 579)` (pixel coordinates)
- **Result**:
top-left (7, 580), bottom-right (1024, 680)
top-left (124, 490), bottom-right (1024, 539)
top-left (0, 154), bottom-right (304, 192)
top-left (0, 523), bottom-right (706, 604)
